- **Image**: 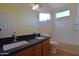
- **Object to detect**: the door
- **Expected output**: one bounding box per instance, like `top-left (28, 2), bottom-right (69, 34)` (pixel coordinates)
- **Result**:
top-left (54, 17), bottom-right (73, 43)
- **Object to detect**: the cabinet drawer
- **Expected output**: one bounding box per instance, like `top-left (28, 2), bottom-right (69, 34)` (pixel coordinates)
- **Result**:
top-left (34, 49), bottom-right (41, 56)
top-left (16, 47), bottom-right (33, 56)
top-left (42, 40), bottom-right (49, 45)
top-left (34, 52), bottom-right (41, 56)
top-left (33, 43), bottom-right (41, 50)
top-left (34, 48), bottom-right (41, 53)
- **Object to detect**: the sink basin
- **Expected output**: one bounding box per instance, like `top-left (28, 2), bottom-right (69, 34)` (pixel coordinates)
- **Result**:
top-left (36, 36), bottom-right (45, 40)
top-left (3, 41), bottom-right (29, 51)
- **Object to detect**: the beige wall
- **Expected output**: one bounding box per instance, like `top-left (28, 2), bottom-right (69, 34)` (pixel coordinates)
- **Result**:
top-left (0, 4), bottom-right (39, 38)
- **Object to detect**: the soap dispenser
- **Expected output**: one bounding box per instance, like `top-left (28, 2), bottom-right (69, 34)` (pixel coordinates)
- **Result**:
top-left (12, 32), bottom-right (17, 42)
top-left (0, 28), bottom-right (2, 31)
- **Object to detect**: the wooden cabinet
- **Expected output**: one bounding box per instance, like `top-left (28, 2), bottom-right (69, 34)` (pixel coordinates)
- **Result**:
top-left (33, 43), bottom-right (42, 56)
top-left (16, 47), bottom-right (33, 56)
top-left (15, 39), bottom-right (50, 56)
top-left (42, 40), bottom-right (50, 56)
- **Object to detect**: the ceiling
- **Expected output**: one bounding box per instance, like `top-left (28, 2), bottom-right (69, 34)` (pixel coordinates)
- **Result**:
top-left (48, 3), bottom-right (67, 8)
top-left (26, 3), bottom-right (69, 12)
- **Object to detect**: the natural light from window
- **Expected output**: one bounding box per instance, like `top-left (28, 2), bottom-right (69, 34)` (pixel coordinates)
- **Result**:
top-left (56, 10), bottom-right (70, 18)
top-left (39, 13), bottom-right (50, 21)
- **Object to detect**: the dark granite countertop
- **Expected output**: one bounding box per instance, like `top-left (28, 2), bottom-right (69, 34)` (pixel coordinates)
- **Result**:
top-left (0, 36), bottom-right (50, 56)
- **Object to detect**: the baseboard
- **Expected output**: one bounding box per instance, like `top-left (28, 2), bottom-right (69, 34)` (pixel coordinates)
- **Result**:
top-left (57, 47), bottom-right (79, 56)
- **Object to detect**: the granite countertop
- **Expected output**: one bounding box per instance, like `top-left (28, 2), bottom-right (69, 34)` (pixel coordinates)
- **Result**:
top-left (0, 36), bottom-right (50, 56)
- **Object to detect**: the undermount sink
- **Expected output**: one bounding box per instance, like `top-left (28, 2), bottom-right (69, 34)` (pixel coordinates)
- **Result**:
top-left (3, 41), bottom-right (29, 51)
top-left (36, 36), bottom-right (45, 40)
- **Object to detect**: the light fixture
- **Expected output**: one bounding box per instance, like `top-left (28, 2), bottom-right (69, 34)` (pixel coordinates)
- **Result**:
top-left (32, 3), bottom-right (40, 10)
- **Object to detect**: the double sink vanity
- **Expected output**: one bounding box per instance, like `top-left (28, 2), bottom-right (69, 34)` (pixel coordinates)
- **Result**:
top-left (0, 34), bottom-right (50, 56)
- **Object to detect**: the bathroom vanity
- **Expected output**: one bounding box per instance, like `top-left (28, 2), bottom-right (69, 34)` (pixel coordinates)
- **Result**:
top-left (15, 39), bottom-right (49, 56)
top-left (0, 34), bottom-right (50, 56)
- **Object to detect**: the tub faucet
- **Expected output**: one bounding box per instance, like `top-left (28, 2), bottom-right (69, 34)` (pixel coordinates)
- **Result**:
top-left (12, 32), bottom-right (17, 42)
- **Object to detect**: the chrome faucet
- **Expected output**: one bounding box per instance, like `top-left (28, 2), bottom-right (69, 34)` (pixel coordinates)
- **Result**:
top-left (12, 32), bottom-right (17, 42)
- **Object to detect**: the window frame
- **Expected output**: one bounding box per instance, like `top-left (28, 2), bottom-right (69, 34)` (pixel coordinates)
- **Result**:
top-left (56, 10), bottom-right (70, 18)
top-left (39, 13), bottom-right (51, 22)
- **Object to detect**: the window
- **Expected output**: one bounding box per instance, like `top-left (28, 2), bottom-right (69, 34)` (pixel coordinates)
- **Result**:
top-left (56, 10), bottom-right (70, 18)
top-left (39, 13), bottom-right (51, 21)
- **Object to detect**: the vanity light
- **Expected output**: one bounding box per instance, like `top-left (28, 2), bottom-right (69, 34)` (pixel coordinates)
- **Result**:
top-left (32, 3), bottom-right (39, 10)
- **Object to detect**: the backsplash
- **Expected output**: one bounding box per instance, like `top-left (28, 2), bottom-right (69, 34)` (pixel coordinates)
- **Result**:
top-left (0, 37), bottom-right (14, 46)
top-left (0, 34), bottom-right (38, 46)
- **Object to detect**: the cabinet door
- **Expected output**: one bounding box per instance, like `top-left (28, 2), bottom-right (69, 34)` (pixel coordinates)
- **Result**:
top-left (33, 43), bottom-right (42, 56)
top-left (42, 40), bottom-right (50, 56)
top-left (16, 47), bottom-right (33, 56)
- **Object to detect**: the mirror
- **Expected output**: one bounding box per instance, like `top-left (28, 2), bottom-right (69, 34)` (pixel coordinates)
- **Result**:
top-left (0, 3), bottom-right (39, 38)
